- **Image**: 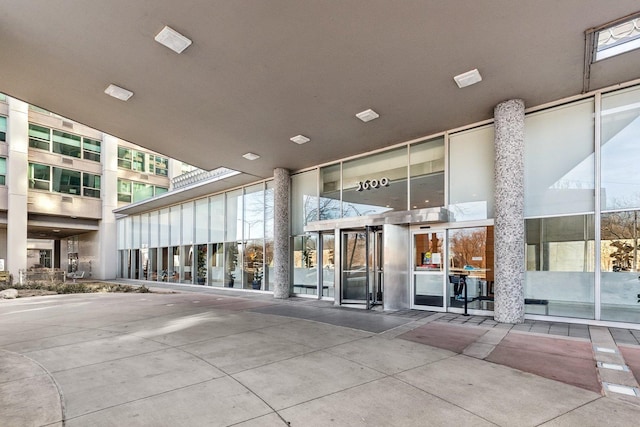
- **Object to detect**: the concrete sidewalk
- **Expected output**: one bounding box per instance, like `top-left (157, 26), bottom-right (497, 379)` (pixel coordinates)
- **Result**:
top-left (1, 289), bottom-right (640, 426)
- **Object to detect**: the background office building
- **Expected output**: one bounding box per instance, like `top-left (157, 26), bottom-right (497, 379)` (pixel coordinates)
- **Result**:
top-left (0, 94), bottom-right (189, 280)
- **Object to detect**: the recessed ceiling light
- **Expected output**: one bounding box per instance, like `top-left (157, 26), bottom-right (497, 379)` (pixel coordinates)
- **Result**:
top-left (356, 109), bottom-right (379, 122)
top-left (290, 135), bottom-right (310, 145)
top-left (104, 84), bottom-right (133, 101)
top-left (155, 26), bottom-right (192, 54)
top-left (454, 69), bottom-right (482, 88)
top-left (242, 152), bottom-right (260, 160)
top-left (52, 229), bottom-right (60, 233)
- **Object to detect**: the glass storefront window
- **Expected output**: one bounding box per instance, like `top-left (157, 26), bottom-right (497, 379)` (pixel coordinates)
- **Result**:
top-left (132, 216), bottom-right (140, 249)
top-left (292, 170), bottom-right (319, 234)
top-left (525, 215), bottom-right (594, 319)
top-left (264, 237), bottom-right (274, 292)
top-left (342, 147), bottom-right (407, 217)
top-left (410, 137), bottom-right (445, 209)
top-left (244, 184), bottom-right (265, 240)
top-left (140, 213), bottom-right (149, 247)
top-left (159, 208), bottom-right (169, 247)
top-left (225, 242), bottom-right (242, 288)
top-left (449, 125), bottom-right (495, 221)
top-left (292, 235), bottom-right (317, 295)
top-left (180, 245), bottom-right (193, 283)
top-left (194, 199), bottom-right (209, 244)
top-left (169, 206), bottom-right (181, 246)
top-left (168, 246), bottom-right (180, 282)
top-left (195, 244), bottom-right (208, 285)
top-left (147, 248), bottom-right (158, 281)
top-left (601, 86), bottom-right (640, 210)
top-left (525, 99), bottom-right (595, 216)
top-left (244, 239), bottom-right (264, 290)
top-left (210, 243), bottom-right (225, 287)
top-left (225, 190), bottom-right (243, 242)
top-left (150, 211), bottom-right (159, 247)
top-left (447, 227), bottom-right (494, 311)
top-left (600, 210), bottom-right (640, 322)
top-left (182, 201), bottom-right (194, 244)
top-left (319, 164), bottom-right (341, 220)
top-left (210, 195), bottom-right (225, 242)
top-left (159, 247), bottom-right (169, 281)
top-left (321, 233), bottom-right (335, 298)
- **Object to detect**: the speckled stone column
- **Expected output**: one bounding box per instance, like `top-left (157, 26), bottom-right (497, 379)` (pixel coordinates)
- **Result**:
top-left (494, 99), bottom-right (525, 324)
top-left (273, 168), bottom-right (291, 299)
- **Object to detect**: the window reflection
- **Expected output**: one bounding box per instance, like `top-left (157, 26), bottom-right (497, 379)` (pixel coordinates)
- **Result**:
top-left (525, 215), bottom-right (594, 319)
top-left (600, 210), bottom-right (640, 322)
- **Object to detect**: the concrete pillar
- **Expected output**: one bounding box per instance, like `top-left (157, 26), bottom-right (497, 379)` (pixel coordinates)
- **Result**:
top-left (493, 99), bottom-right (525, 324)
top-left (273, 168), bottom-right (290, 298)
top-left (6, 97), bottom-right (29, 280)
top-left (95, 134), bottom-right (119, 280)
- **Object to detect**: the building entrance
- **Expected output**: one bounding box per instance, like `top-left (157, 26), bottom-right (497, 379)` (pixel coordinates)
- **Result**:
top-left (341, 226), bottom-right (383, 309)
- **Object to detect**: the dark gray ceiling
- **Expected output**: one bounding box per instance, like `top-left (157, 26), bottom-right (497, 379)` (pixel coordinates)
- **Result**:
top-left (1, 1), bottom-right (639, 179)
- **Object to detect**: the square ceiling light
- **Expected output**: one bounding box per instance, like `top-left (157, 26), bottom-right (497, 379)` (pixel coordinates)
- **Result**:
top-left (454, 69), bottom-right (482, 88)
top-left (242, 152), bottom-right (260, 160)
top-left (104, 84), bottom-right (133, 101)
top-left (356, 109), bottom-right (379, 122)
top-left (155, 26), bottom-right (192, 54)
top-left (290, 135), bottom-right (310, 145)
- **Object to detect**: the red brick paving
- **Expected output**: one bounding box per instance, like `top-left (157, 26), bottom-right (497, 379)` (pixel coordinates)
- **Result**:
top-left (486, 333), bottom-right (600, 393)
top-left (619, 345), bottom-right (640, 384)
top-left (398, 322), bottom-right (488, 353)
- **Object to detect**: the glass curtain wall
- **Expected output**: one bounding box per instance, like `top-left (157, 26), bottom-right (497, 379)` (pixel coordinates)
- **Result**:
top-left (524, 98), bottom-right (595, 319)
top-left (449, 125), bottom-right (495, 221)
top-left (319, 164), bottom-right (341, 220)
top-left (409, 137), bottom-right (445, 209)
top-left (194, 199), bottom-right (208, 285)
top-left (210, 194), bottom-right (225, 286)
top-left (525, 216), bottom-right (595, 318)
top-left (243, 184), bottom-right (265, 290)
top-left (600, 86), bottom-right (640, 323)
top-left (342, 147), bottom-right (407, 216)
top-left (264, 182), bottom-right (275, 291)
top-left (225, 189), bottom-right (243, 287)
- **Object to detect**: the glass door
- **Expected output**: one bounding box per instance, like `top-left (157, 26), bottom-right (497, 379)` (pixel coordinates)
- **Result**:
top-left (341, 227), bottom-right (382, 309)
top-left (412, 230), bottom-right (445, 309)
